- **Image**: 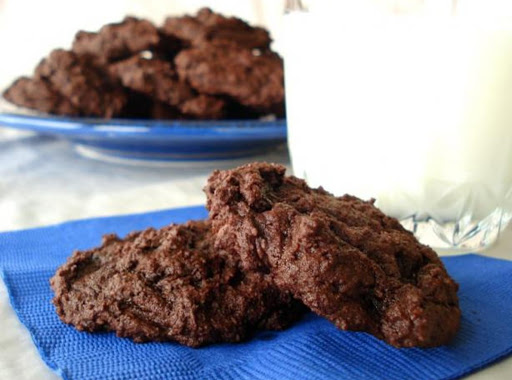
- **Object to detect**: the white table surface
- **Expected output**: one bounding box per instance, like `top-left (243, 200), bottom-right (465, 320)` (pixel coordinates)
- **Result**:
top-left (0, 128), bottom-right (510, 380)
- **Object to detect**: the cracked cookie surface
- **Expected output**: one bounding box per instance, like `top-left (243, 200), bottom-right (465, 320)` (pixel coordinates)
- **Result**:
top-left (205, 163), bottom-right (461, 348)
top-left (2, 77), bottom-right (80, 116)
top-left (175, 43), bottom-right (284, 113)
top-left (72, 16), bottom-right (166, 63)
top-left (162, 8), bottom-right (271, 50)
top-left (34, 49), bottom-right (127, 117)
top-left (50, 220), bottom-right (304, 347)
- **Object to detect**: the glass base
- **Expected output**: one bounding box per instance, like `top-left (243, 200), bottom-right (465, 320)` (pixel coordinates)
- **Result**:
top-left (400, 208), bottom-right (511, 253)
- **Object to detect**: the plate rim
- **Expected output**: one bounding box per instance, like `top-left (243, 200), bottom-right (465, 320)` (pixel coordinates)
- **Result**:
top-left (0, 112), bottom-right (287, 140)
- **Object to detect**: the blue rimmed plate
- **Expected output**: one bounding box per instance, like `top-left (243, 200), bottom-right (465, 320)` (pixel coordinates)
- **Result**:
top-left (0, 101), bottom-right (286, 161)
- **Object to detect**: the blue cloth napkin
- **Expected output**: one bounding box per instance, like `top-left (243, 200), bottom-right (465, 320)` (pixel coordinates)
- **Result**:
top-left (1, 206), bottom-right (512, 380)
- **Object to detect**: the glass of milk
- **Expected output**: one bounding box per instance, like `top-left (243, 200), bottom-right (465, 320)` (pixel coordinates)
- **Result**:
top-left (283, 0), bottom-right (512, 252)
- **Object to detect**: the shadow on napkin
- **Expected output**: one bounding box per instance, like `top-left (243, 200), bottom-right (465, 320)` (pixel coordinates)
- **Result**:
top-left (1, 206), bottom-right (511, 380)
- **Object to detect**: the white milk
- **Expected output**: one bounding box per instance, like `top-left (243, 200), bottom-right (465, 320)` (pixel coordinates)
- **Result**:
top-left (284, 1), bottom-right (512, 249)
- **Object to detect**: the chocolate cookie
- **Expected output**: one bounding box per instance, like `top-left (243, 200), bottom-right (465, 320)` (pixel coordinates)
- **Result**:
top-left (205, 163), bottom-right (461, 348)
top-left (175, 43), bottom-right (284, 113)
top-left (162, 8), bottom-right (271, 50)
top-left (50, 220), bottom-right (304, 347)
top-left (35, 49), bottom-right (127, 118)
top-left (2, 77), bottom-right (80, 116)
top-left (109, 55), bottom-right (194, 107)
top-left (72, 17), bottom-right (170, 63)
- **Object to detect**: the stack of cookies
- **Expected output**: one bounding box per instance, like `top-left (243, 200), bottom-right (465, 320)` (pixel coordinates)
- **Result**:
top-left (51, 163), bottom-right (461, 348)
top-left (3, 8), bottom-right (285, 120)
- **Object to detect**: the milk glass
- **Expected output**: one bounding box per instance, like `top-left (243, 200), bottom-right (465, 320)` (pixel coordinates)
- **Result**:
top-left (283, 0), bottom-right (512, 252)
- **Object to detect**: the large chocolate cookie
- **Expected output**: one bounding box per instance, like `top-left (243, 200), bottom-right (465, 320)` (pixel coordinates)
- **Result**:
top-left (205, 163), bottom-right (461, 348)
top-left (72, 16), bottom-right (173, 63)
top-left (175, 43), bottom-right (284, 112)
top-left (162, 8), bottom-right (271, 50)
top-left (50, 220), bottom-right (304, 347)
top-left (2, 77), bottom-right (80, 116)
top-left (35, 49), bottom-right (127, 118)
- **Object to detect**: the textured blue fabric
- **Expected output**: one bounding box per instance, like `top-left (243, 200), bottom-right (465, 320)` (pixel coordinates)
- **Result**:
top-left (1, 206), bottom-right (512, 380)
